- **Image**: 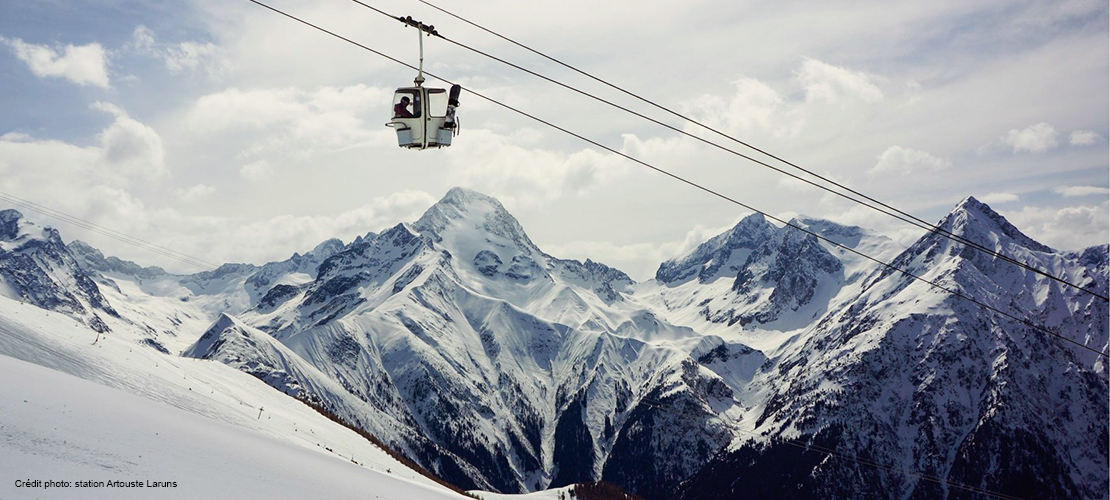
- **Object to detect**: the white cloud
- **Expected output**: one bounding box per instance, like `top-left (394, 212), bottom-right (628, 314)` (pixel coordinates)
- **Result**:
top-left (1003, 122), bottom-right (1059, 153)
top-left (542, 218), bottom-right (748, 281)
top-left (796, 58), bottom-right (884, 104)
top-left (91, 101), bottom-right (126, 117)
top-left (189, 87), bottom-right (304, 132)
top-left (20, 186), bottom-right (437, 273)
top-left (0, 36), bottom-right (110, 88)
top-left (185, 85), bottom-right (393, 159)
top-left (870, 146), bottom-right (952, 175)
top-left (188, 86), bottom-right (390, 133)
top-left (0, 106), bottom-right (166, 226)
top-left (0, 126), bottom-right (435, 272)
top-left (682, 77), bottom-right (803, 138)
top-left (239, 160), bottom-right (274, 182)
top-left (160, 190), bottom-right (437, 267)
top-left (979, 192), bottom-right (1019, 204)
top-left (1054, 185), bottom-right (1110, 198)
top-left (776, 176), bottom-right (815, 193)
top-left (144, 190), bottom-right (436, 271)
top-left (673, 57), bottom-right (917, 164)
top-left (177, 183), bottom-right (216, 201)
top-left (443, 128), bottom-right (631, 206)
top-left (130, 26), bottom-right (155, 52)
top-left (1069, 129), bottom-right (1103, 146)
top-left (0, 132), bottom-right (33, 142)
top-left (92, 102), bottom-right (167, 181)
top-left (0, 132), bottom-right (148, 243)
top-left (3, 0), bottom-right (1108, 280)
top-left (1008, 201), bottom-right (1110, 251)
top-left (129, 25), bottom-right (225, 76)
top-left (542, 240), bottom-right (667, 281)
top-left (164, 42), bottom-right (220, 73)
top-left (0, 135), bottom-right (99, 186)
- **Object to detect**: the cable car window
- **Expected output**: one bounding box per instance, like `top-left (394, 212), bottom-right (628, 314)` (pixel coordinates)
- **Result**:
top-left (427, 89), bottom-right (448, 118)
top-left (393, 91), bottom-right (420, 118)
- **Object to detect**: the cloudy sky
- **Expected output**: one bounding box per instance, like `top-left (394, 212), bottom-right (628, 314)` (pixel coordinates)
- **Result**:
top-left (0, 0), bottom-right (1106, 279)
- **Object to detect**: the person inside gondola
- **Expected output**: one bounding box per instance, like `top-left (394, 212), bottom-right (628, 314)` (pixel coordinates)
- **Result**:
top-left (394, 96), bottom-right (414, 118)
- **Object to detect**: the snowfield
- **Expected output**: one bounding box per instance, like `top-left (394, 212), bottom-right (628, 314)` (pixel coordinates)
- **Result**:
top-left (0, 296), bottom-right (470, 500)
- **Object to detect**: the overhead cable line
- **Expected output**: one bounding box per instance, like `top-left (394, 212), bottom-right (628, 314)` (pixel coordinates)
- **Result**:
top-left (0, 191), bottom-right (217, 271)
top-left (242, 0), bottom-right (1106, 359)
top-left (374, 0), bottom-right (1107, 303)
top-left (636, 396), bottom-right (1025, 500)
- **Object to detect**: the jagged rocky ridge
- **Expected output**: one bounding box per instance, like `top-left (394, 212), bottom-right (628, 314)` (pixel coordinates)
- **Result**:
top-left (4, 191), bottom-right (1106, 499)
top-left (0, 210), bottom-right (117, 332)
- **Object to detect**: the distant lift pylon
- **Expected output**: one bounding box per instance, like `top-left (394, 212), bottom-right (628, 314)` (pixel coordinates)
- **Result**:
top-left (386, 16), bottom-right (460, 150)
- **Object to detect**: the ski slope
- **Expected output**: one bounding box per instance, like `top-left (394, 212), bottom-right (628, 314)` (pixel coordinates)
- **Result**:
top-left (0, 295), bottom-right (470, 500)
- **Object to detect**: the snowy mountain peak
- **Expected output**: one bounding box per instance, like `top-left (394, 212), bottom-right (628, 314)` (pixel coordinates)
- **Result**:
top-left (792, 216), bottom-right (863, 243)
top-left (734, 212), bottom-right (770, 231)
top-left (1075, 244), bottom-right (1109, 269)
top-left (0, 213), bottom-right (116, 331)
top-left (210, 311), bottom-right (239, 331)
top-left (0, 208), bottom-right (22, 239)
top-left (944, 196), bottom-right (1053, 253)
top-left (417, 187), bottom-right (511, 228)
top-left (414, 187), bottom-right (537, 252)
top-left (0, 209), bottom-right (57, 247)
top-left (443, 186), bottom-right (496, 204)
top-left (717, 219), bottom-right (842, 324)
top-left (311, 238), bottom-right (345, 257)
top-left (70, 240), bottom-right (168, 279)
top-left (779, 218), bottom-right (816, 243)
top-left (183, 313), bottom-right (255, 360)
top-left (656, 212), bottom-right (776, 284)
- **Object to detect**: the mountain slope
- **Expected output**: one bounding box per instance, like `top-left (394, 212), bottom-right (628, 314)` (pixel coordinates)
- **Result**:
top-left (674, 197), bottom-right (1109, 500)
top-left (0, 353), bottom-right (471, 500)
top-left (0, 287), bottom-right (474, 500)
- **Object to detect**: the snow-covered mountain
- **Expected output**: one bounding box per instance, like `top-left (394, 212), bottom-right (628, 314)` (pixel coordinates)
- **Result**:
top-left (0, 210), bottom-right (117, 332)
top-left (640, 213), bottom-right (906, 345)
top-left (0, 190), bottom-right (1105, 500)
top-left (655, 213), bottom-right (777, 285)
top-left (674, 197), bottom-right (1109, 499)
top-left (213, 188), bottom-right (738, 496)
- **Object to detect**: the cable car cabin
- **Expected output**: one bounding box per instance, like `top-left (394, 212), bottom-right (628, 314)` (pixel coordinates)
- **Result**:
top-left (387, 84), bottom-right (459, 150)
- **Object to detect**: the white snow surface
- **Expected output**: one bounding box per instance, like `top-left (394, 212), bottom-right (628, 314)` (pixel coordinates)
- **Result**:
top-left (0, 296), bottom-right (469, 500)
top-left (0, 354), bottom-right (469, 500)
top-left (472, 485), bottom-right (573, 500)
